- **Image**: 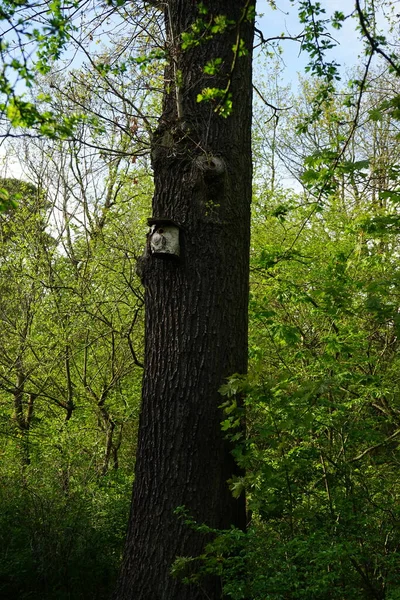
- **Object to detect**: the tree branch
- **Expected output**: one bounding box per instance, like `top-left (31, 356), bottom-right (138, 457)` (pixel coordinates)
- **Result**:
top-left (350, 429), bottom-right (400, 463)
top-left (355, 0), bottom-right (400, 76)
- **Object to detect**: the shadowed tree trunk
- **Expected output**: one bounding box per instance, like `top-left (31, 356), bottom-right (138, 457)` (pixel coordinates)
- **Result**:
top-left (114, 1), bottom-right (254, 598)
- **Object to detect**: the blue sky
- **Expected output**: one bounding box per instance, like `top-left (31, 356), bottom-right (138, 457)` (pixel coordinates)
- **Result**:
top-left (256, 0), bottom-right (366, 86)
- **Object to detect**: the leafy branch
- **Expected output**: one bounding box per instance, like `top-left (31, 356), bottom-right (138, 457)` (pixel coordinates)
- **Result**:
top-left (355, 0), bottom-right (400, 76)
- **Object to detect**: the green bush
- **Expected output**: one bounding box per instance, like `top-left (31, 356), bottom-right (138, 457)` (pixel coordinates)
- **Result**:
top-left (0, 469), bottom-right (132, 600)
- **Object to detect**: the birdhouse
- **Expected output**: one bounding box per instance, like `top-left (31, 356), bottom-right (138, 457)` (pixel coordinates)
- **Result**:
top-left (147, 218), bottom-right (181, 258)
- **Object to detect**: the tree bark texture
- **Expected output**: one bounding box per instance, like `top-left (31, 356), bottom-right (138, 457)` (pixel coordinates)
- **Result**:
top-left (114, 1), bottom-right (254, 598)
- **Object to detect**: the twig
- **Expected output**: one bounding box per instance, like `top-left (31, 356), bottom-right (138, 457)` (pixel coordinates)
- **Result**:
top-left (355, 0), bottom-right (400, 76)
top-left (350, 429), bottom-right (400, 462)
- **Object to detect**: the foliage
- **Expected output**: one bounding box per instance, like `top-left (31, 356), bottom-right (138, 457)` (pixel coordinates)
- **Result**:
top-left (1, 1), bottom-right (400, 599)
top-left (0, 468), bottom-right (132, 600)
top-left (0, 116), bottom-right (150, 597)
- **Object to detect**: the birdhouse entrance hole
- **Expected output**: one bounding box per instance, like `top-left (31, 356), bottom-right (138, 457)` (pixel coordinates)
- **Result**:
top-left (147, 218), bottom-right (181, 258)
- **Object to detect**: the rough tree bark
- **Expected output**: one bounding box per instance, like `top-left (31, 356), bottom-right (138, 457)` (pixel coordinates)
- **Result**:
top-left (114, 1), bottom-right (254, 598)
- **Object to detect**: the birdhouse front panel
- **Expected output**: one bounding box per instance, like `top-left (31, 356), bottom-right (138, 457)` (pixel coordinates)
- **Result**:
top-left (149, 224), bottom-right (180, 257)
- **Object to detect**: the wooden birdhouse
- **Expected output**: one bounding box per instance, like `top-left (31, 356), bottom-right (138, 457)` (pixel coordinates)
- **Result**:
top-left (147, 218), bottom-right (181, 258)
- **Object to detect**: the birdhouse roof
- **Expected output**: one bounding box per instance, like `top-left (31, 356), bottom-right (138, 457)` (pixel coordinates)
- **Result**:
top-left (147, 217), bottom-right (182, 228)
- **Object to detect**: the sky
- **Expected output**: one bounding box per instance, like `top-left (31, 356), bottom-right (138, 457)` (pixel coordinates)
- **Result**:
top-left (256, 0), bottom-right (366, 86)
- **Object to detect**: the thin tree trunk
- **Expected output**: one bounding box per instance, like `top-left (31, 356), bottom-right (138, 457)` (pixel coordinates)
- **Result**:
top-left (115, 2), bottom-right (254, 598)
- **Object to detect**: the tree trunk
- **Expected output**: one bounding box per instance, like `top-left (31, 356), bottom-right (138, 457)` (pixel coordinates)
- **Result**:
top-left (114, 1), bottom-right (254, 598)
